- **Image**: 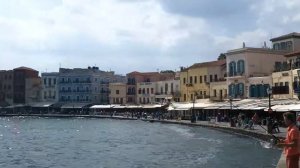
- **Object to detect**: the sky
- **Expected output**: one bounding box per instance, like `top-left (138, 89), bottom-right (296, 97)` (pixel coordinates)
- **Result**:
top-left (0, 0), bottom-right (300, 75)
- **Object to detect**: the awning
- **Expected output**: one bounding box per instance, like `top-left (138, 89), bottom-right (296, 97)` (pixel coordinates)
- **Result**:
top-left (90, 105), bottom-right (114, 109)
top-left (61, 103), bottom-right (91, 109)
top-left (288, 104), bottom-right (300, 112)
top-left (142, 105), bottom-right (163, 109)
top-left (3, 104), bottom-right (26, 108)
top-left (112, 105), bottom-right (127, 109)
top-left (28, 102), bottom-right (54, 108)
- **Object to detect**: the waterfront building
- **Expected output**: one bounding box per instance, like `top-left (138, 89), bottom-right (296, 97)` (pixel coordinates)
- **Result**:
top-left (270, 32), bottom-right (300, 52)
top-left (209, 81), bottom-right (227, 101)
top-left (155, 79), bottom-right (180, 103)
top-left (0, 70), bottom-right (14, 106)
top-left (180, 60), bottom-right (226, 102)
top-left (226, 47), bottom-right (285, 99)
top-left (41, 72), bottom-right (59, 102)
top-left (109, 83), bottom-right (127, 104)
top-left (13, 67), bottom-right (41, 104)
top-left (136, 82), bottom-right (156, 104)
top-left (272, 51), bottom-right (300, 99)
top-left (58, 67), bottom-right (125, 104)
top-left (126, 71), bottom-right (175, 104)
top-left (25, 77), bottom-right (42, 104)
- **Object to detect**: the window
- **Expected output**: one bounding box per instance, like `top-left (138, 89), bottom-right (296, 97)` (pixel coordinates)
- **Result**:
top-left (44, 91), bottom-right (47, 99)
top-left (204, 75), bottom-right (207, 82)
top-left (285, 82), bottom-right (289, 86)
top-left (183, 78), bottom-right (186, 84)
top-left (210, 75), bottom-right (213, 82)
top-left (138, 88), bottom-right (141, 94)
top-left (287, 41), bottom-right (292, 51)
top-left (214, 75), bottom-right (218, 81)
top-left (165, 83), bottom-right (168, 93)
top-left (86, 96), bottom-right (89, 101)
top-left (142, 88), bottom-right (145, 94)
top-left (237, 60), bottom-right (245, 74)
top-left (200, 91), bottom-right (202, 95)
top-left (48, 78), bottom-right (52, 85)
top-left (184, 94), bottom-right (186, 101)
top-left (189, 76), bottom-right (192, 84)
top-left (44, 78), bottom-right (47, 85)
top-left (147, 88), bottom-right (149, 94)
top-left (204, 91), bottom-right (206, 96)
top-left (194, 76), bottom-right (197, 83)
top-left (151, 88), bottom-right (154, 94)
top-left (200, 76), bottom-right (203, 83)
top-left (280, 82), bottom-right (283, 86)
top-left (275, 83), bottom-right (278, 87)
top-left (139, 98), bottom-right (142, 104)
top-left (116, 90), bottom-right (120, 94)
top-left (229, 61), bottom-right (237, 76)
top-left (54, 79), bottom-right (56, 85)
top-left (191, 94), bottom-right (193, 100)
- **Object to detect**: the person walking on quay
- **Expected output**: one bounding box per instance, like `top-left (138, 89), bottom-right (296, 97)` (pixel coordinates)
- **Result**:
top-left (276, 112), bottom-right (300, 168)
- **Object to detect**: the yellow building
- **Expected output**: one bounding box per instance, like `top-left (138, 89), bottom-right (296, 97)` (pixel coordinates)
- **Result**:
top-left (109, 83), bottom-right (127, 104)
top-left (272, 51), bottom-right (300, 99)
top-left (180, 60), bottom-right (226, 102)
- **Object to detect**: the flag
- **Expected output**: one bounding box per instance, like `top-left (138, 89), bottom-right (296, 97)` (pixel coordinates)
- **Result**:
top-left (252, 113), bottom-right (260, 124)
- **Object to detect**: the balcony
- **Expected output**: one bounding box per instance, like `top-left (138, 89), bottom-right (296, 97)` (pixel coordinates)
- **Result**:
top-left (127, 92), bottom-right (135, 95)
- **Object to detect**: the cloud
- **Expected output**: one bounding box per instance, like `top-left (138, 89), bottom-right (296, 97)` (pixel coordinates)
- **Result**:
top-left (0, 0), bottom-right (300, 74)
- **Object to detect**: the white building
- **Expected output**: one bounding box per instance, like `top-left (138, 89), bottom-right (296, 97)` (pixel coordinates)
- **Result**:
top-left (155, 79), bottom-right (180, 103)
top-left (41, 72), bottom-right (59, 102)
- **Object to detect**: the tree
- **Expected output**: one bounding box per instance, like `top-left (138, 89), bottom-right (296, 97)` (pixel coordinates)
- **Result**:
top-left (218, 53), bottom-right (226, 60)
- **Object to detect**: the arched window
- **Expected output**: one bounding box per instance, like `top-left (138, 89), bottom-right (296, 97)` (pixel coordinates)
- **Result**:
top-left (237, 60), bottom-right (245, 74)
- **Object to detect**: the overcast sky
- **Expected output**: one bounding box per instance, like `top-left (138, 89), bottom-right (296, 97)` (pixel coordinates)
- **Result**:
top-left (0, 0), bottom-right (299, 75)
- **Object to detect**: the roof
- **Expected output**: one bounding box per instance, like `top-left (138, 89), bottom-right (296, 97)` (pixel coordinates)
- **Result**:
top-left (182, 60), bottom-right (226, 71)
top-left (284, 51), bottom-right (300, 57)
top-left (127, 71), bottom-right (159, 76)
top-left (270, 32), bottom-right (300, 42)
top-left (61, 103), bottom-right (91, 109)
top-left (226, 47), bottom-right (286, 55)
top-left (13, 66), bottom-right (38, 72)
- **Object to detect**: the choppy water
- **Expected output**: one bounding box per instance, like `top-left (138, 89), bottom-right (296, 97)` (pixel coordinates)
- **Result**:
top-left (0, 117), bottom-right (281, 168)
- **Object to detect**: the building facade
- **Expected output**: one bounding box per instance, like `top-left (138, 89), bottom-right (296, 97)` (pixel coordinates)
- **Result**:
top-left (41, 72), bottom-right (59, 102)
top-left (0, 70), bottom-right (14, 105)
top-left (126, 71), bottom-right (175, 104)
top-left (13, 67), bottom-right (40, 104)
top-left (58, 67), bottom-right (125, 104)
top-left (226, 48), bottom-right (286, 99)
top-left (271, 32), bottom-right (300, 52)
top-left (155, 79), bottom-right (180, 103)
top-left (25, 77), bottom-right (42, 104)
top-left (109, 83), bottom-right (127, 104)
top-left (271, 51), bottom-right (300, 99)
top-left (180, 60), bottom-right (226, 102)
top-left (136, 82), bottom-right (156, 104)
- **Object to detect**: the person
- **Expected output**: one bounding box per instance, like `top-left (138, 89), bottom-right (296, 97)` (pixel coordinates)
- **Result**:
top-left (276, 112), bottom-right (300, 168)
